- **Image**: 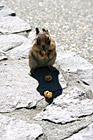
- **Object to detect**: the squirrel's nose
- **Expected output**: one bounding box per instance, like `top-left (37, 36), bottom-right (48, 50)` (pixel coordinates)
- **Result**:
top-left (42, 44), bottom-right (45, 50)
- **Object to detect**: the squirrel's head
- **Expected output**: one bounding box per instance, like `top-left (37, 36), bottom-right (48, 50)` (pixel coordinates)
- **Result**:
top-left (35, 28), bottom-right (51, 50)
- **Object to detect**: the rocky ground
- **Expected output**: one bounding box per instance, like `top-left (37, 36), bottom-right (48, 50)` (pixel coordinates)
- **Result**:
top-left (1, 0), bottom-right (93, 64)
top-left (0, 1), bottom-right (93, 140)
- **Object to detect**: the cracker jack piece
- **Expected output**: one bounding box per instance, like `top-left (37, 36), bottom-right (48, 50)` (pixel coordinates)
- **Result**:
top-left (41, 50), bottom-right (48, 57)
top-left (45, 75), bottom-right (52, 82)
top-left (44, 91), bottom-right (53, 98)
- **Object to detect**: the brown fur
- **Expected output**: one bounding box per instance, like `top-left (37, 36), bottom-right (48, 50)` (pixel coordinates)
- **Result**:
top-left (29, 28), bottom-right (56, 75)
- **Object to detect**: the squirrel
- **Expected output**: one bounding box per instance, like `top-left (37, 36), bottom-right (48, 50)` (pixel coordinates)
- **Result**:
top-left (29, 28), bottom-right (56, 75)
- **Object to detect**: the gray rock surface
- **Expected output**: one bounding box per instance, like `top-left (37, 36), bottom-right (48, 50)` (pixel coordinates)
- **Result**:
top-left (35, 87), bottom-right (93, 124)
top-left (56, 49), bottom-right (93, 73)
top-left (6, 30), bottom-right (35, 59)
top-left (0, 114), bottom-right (43, 140)
top-left (0, 16), bottom-right (31, 34)
top-left (0, 59), bottom-right (43, 112)
top-left (0, 34), bottom-right (28, 51)
top-left (4, 109), bottom-right (93, 140)
top-left (65, 123), bottom-right (93, 140)
top-left (58, 72), bottom-right (67, 89)
top-left (0, 2), bottom-right (93, 140)
top-left (0, 5), bottom-right (15, 17)
top-left (75, 69), bottom-right (93, 91)
top-left (39, 117), bottom-right (93, 140)
top-left (7, 39), bottom-right (31, 59)
top-left (0, 50), bottom-right (7, 61)
top-left (56, 48), bottom-right (93, 91)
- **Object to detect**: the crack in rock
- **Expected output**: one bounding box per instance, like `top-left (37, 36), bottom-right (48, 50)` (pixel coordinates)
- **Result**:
top-left (0, 114), bottom-right (43, 140)
top-left (0, 59), bottom-right (43, 113)
top-left (64, 123), bottom-right (93, 140)
top-left (34, 87), bottom-right (93, 124)
top-left (0, 34), bottom-right (28, 52)
top-left (0, 16), bottom-right (31, 34)
top-left (0, 6), bottom-right (16, 17)
top-left (63, 125), bottom-right (89, 140)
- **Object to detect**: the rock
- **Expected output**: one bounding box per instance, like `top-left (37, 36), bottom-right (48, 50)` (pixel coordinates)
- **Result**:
top-left (56, 50), bottom-right (93, 72)
top-left (28, 29), bottom-right (36, 41)
top-left (0, 34), bottom-right (28, 52)
top-left (6, 30), bottom-right (36, 59)
top-left (65, 123), bottom-right (93, 140)
top-left (86, 90), bottom-right (93, 99)
top-left (0, 2), bottom-right (4, 8)
top-left (39, 116), bottom-right (93, 140)
top-left (34, 87), bottom-right (93, 124)
top-left (0, 5), bottom-right (16, 17)
top-left (58, 71), bottom-right (67, 89)
top-left (0, 55), bottom-right (7, 61)
top-left (56, 48), bottom-right (93, 91)
top-left (0, 50), bottom-right (7, 61)
top-left (0, 59), bottom-right (43, 112)
top-left (7, 39), bottom-right (31, 59)
top-left (75, 69), bottom-right (93, 91)
top-left (0, 114), bottom-right (43, 140)
top-left (0, 16), bottom-right (31, 34)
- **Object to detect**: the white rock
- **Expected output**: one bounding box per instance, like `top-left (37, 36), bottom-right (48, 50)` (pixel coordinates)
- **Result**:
top-left (0, 6), bottom-right (15, 17)
top-left (0, 114), bottom-right (43, 140)
top-left (28, 29), bottom-right (36, 41)
top-left (0, 59), bottom-right (43, 112)
top-left (56, 48), bottom-right (93, 91)
top-left (56, 50), bottom-right (93, 72)
top-left (7, 39), bottom-right (31, 59)
top-left (0, 2), bottom-right (4, 7)
top-left (75, 69), bottom-right (93, 91)
top-left (0, 34), bottom-right (28, 51)
top-left (6, 30), bottom-right (36, 59)
top-left (0, 50), bottom-right (7, 61)
top-left (65, 123), bottom-right (93, 140)
top-left (58, 72), bottom-right (67, 89)
top-left (0, 16), bottom-right (31, 34)
top-left (34, 87), bottom-right (93, 124)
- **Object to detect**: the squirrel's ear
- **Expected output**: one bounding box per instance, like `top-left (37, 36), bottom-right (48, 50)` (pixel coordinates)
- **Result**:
top-left (46, 30), bottom-right (49, 33)
top-left (42, 28), bottom-right (46, 32)
top-left (42, 28), bottom-right (49, 34)
top-left (36, 28), bottom-right (39, 35)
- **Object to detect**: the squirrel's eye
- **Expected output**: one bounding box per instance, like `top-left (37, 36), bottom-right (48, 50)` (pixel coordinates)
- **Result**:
top-left (37, 38), bottom-right (40, 45)
top-left (46, 37), bottom-right (50, 45)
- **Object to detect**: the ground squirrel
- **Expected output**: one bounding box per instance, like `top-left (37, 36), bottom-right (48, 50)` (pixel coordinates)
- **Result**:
top-left (29, 28), bottom-right (56, 75)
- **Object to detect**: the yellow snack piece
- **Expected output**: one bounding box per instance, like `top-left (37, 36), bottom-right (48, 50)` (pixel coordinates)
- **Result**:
top-left (44, 91), bottom-right (53, 98)
top-left (41, 51), bottom-right (47, 57)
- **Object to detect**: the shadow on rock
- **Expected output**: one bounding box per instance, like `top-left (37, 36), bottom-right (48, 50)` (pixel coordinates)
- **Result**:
top-left (31, 67), bottom-right (62, 104)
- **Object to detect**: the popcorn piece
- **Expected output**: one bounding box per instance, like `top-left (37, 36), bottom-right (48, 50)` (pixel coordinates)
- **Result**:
top-left (41, 51), bottom-right (48, 57)
top-left (44, 91), bottom-right (53, 98)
